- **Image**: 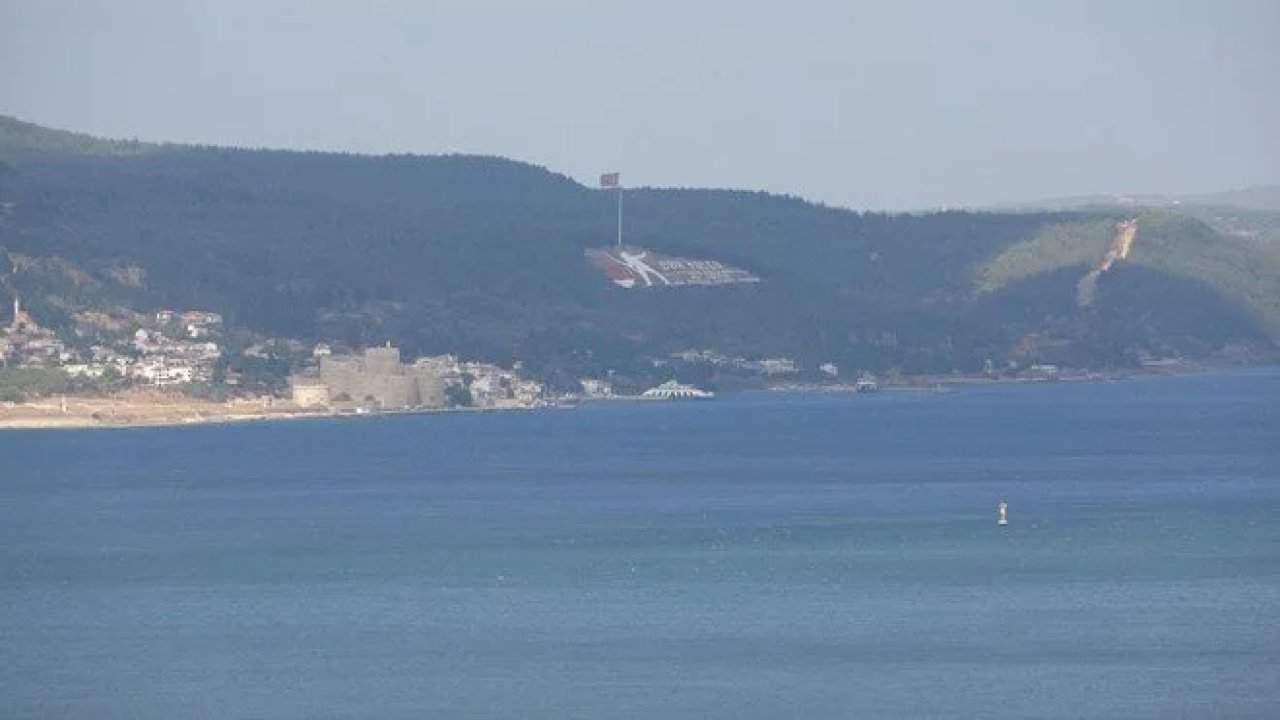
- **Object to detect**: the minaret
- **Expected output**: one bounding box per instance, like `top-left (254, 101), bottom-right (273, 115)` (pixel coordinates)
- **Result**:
top-left (9, 293), bottom-right (33, 333)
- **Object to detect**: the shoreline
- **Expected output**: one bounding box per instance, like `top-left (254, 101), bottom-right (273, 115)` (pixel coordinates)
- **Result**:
top-left (4, 363), bottom-right (1275, 430)
top-left (767, 358), bottom-right (1280, 394)
top-left (0, 400), bottom-right (331, 431)
top-left (0, 395), bottom-right (552, 431)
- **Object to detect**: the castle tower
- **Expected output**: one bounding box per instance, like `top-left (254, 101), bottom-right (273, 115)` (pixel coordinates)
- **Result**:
top-left (363, 345), bottom-right (403, 376)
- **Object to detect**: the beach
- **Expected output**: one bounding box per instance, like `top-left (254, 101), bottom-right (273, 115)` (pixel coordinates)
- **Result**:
top-left (0, 390), bottom-right (329, 429)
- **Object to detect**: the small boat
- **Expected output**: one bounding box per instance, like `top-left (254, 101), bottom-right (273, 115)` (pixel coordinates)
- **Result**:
top-left (997, 500), bottom-right (1009, 526)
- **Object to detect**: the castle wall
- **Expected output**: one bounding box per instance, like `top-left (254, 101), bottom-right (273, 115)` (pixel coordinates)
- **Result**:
top-left (289, 377), bottom-right (330, 407)
top-left (319, 356), bottom-right (361, 399)
top-left (413, 369), bottom-right (447, 408)
top-left (360, 373), bottom-right (418, 409)
top-left (363, 346), bottom-right (402, 376)
top-left (314, 346), bottom-right (451, 409)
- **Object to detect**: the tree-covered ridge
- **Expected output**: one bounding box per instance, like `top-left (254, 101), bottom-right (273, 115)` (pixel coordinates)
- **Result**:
top-left (975, 212), bottom-right (1280, 343)
top-left (1, 115), bottom-right (1276, 384)
top-left (1182, 205), bottom-right (1280, 244)
top-left (1130, 213), bottom-right (1280, 341)
top-left (0, 115), bottom-right (158, 157)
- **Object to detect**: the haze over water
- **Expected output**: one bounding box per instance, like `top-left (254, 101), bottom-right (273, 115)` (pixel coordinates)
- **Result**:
top-left (3, 370), bottom-right (1278, 718)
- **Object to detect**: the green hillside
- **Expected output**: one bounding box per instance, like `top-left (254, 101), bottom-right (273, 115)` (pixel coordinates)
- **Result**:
top-left (1, 115), bottom-right (1276, 384)
top-left (977, 219), bottom-right (1117, 292)
top-left (1131, 213), bottom-right (1280, 340)
top-left (978, 212), bottom-right (1280, 342)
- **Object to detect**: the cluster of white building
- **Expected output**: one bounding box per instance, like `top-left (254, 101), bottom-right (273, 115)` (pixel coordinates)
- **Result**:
top-left (7, 294), bottom-right (558, 409)
top-left (2, 296), bottom-right (225, 388)
top-left (61, 317), bottom-right (224, 387)
top-left (129, 326), bottom-right (222, 385)
top-left (154, 309), bottom-right (225, 340)
top-left (578, 377), bottom-right (614, 398)
top-left (61, 345), bottom-right (132, 380)
top-left (462, 359), bottom-right (544, 408)
top-left (665, 349), bottom-right (801, 376)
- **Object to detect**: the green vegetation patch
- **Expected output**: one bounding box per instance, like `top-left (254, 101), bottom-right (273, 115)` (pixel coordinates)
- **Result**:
top-left (975, 218), bottom-right (1117, 293)
top-left (0, 366), bottom-right (125, 402)
top-left (1129, 212), bottom-right (1280, 341)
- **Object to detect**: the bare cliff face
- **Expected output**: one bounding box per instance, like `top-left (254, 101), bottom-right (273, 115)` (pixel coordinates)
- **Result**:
top-left (1076, 218), bottom-right (1138, 308)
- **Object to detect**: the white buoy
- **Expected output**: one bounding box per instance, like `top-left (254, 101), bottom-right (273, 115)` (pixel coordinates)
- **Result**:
top-left (997, 500), bottom-right (1009, 526)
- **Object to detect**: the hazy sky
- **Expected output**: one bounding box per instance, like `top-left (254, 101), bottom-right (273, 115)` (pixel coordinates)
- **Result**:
top-left (2, 0), bottom-right (1277, 209)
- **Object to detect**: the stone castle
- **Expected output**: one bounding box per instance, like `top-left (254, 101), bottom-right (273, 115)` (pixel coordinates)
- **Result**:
top-left (289, 344), bottom-right (450, 410)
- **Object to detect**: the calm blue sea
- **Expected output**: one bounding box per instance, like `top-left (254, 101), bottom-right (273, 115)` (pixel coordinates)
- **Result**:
top-left (2, 370), bottom-right (1279, 719)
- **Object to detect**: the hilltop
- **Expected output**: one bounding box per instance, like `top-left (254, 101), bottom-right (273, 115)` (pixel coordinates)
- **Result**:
top-left (999, 185), bottom-right (1280, 214)
top-left (994, 185), bottom-right (1280, 244)
top-left (0, 115), bottom-right (158, 157)
top-left (1, 115), bottom-right (1277, 392)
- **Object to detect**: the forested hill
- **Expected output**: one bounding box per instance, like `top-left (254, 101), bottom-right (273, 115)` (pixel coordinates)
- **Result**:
top-left (1, 115), bottom-right (1277, 383)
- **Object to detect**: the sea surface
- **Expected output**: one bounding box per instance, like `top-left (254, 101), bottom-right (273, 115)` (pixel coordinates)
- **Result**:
top-left (2, 370), bottom-right (1279, 719)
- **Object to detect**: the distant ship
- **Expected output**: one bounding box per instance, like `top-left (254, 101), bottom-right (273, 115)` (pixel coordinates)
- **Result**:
top-left (641, 380), bottom-right (714, 400)
top-left (997, 500), bottom-right (1009, 526)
